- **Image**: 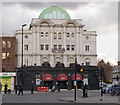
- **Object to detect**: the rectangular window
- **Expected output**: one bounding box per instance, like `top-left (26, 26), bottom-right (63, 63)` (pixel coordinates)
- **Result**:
top-left (40, 45), bottom-right (44, 50)
top-left (7, 53), bottom-right (10, 59)
top-left (54, 35), bottom-right (57, 39)
top-left (41, 35), bottom-right (44, 37)
top-left (45, 45), bottom-right (49, 50)
top-left (58, 45), bottom-right (62, 49)
top-left (2, 41), bottom-right (6, 48)
top-left (86, 62), bottom-right (90, 66)
top-left (67, 45), bottom-right (70, 50)
top-left (7, 41), bottom-right (11, 48)
top-left (24, 45), bottom-right (29, 51)
top-left (2, 66), bottom-right (6, 72)
top-left (67, 33), bottom-right (70, 37)
top-left (71, 33), bottom-right (74, 37)
top-left (7, 65), bottom-right (11, 72)
top-left (85, 45), bottom-right (89, 51)
top-left (58, 35), bottom-right (61, 39)
top-left (2, 53), bottom-right (6, 60)
top-left (54, 45), bottom-right (57, 49)
top-left (71, 45), bottom-right (75, 50)
top-left (45, 35), bottom-right (48, 37)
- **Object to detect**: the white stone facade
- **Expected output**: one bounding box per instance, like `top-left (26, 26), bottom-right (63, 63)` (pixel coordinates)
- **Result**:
top-left (16, 19), bottom-right (97, 67)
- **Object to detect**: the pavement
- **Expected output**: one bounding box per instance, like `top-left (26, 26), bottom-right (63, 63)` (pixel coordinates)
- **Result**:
top-left (1, 89), bottom-right (120, 104)
top-left (59, 96), bottom-right (119, 103)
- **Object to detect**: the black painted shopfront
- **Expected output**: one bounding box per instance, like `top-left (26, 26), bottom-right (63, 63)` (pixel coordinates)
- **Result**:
top-left (16, 62), bottom-right (100, 90)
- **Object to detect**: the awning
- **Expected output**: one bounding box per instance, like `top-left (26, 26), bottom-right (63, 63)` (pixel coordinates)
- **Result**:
top-left (42, 74), bottom-right (53, 81)
top-left (56, 74), bottom-right (68, 81)
top-left (71, 73), bottom-right (82, 81)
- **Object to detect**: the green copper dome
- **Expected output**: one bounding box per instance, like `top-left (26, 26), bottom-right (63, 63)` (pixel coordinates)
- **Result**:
top-left (39, 6), bottom-right (71, 19)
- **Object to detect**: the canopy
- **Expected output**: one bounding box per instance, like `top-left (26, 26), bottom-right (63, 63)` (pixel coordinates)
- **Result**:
top-left (56, 74), bottom-right (68, 81)
top-left (71, 73), bottom-right (82, 81)
top-left (42, 74), bottom-right (53, 81)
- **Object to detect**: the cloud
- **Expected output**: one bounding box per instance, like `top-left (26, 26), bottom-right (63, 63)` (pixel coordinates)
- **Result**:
top-left (3, 2), bottom-right (88, 10)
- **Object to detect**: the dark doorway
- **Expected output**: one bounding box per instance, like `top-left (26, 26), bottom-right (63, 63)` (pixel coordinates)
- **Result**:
top-left (43, 81), bottom-right (53, 89)
top-left (57, 81), bottom-right (67, 89)
top-left (24, 75), bottom-right (32, 90)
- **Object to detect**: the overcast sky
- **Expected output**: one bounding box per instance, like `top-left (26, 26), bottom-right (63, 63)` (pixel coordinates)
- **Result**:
top-left (1, 1), bottom-right (119, 65)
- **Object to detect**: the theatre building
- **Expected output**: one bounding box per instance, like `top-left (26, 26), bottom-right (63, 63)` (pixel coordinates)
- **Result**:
top-left (16, 6), bottom-right (99, 90)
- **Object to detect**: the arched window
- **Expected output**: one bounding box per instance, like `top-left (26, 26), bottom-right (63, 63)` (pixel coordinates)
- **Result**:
top-left (68, 57), bottom-right (74, 66)
top-left (42, 57), bottom-right (48, 64)
top-left (55, 57), bottom-right (62, 64)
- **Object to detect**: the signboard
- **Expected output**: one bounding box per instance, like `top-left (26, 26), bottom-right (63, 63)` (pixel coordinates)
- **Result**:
top-left (74, 81), bottom-right (77, 86)
top-left (36, 79), bottom-right (41, 85)
top-left (52, 48), bottom-right (65, 53)
top-left (0, 72), bottom-right (16, 77)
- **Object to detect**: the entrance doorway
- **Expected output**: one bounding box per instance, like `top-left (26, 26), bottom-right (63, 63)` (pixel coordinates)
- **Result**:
top-left (43, 81), bottom-right (53, 89)
top-left (57, 81), bottom-right (67, 89)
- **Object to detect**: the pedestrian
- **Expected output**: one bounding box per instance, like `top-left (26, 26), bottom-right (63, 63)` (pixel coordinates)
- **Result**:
top-left (82, 83), bottom-right (88, 98)
top-left (14, 83), bottom-right (18, 94)
top-left (111, 87), bottom-right (115, 96)
top-left (31, 81), bottom-right (34, 94)
top-left (4, 83), bottom-right (8, 94)
top-left (82, 85), bottom-right (85, 98)
top-left (84, 83), bottom-right (88, 97)
top-left (18, 82), bottom-right (23, 95)
top-left (51, 86), bottom-right (55, 92)
top-left (0, 82), bottom-right (2, 94)
top-left (57, 85), bottom-right (60, 92)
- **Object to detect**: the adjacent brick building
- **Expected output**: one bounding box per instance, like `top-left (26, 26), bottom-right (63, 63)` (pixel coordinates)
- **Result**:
top-left (2, 37), bottom-right (16, 72)
top-left (0, 36), bottom-right (16, 91)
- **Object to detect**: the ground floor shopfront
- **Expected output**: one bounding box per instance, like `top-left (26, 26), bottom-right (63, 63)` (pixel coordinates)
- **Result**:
top-left (16, 63), bottom-right (100, 90)
top-left (0, 72), bottom-right (16, 91)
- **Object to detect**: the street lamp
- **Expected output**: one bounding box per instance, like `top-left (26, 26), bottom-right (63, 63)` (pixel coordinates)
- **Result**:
top-left (21, 24), bottom-right (27, 85)
top-left (100, 67), bottom-right (104, 97)
top-left (74, 57), bottom-right (77, 101)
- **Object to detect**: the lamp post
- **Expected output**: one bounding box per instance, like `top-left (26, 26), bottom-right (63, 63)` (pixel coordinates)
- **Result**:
top-left (100, 67), bottom-right (104, 97)
top-left (74, 57), bottom-right (77, 101)
top-left (21, 24), bottom-right (27, 85)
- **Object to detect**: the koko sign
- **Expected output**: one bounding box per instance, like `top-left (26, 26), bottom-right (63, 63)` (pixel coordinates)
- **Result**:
top-left (52, 48), bottom-right (65, 53)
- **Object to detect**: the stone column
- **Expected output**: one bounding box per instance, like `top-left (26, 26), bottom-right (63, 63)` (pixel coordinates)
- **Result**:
top-left (50, 25), bottom-right (53, 53)
top-left (32, 26), bottom-right (36, 66)
top-left (36, 26), bottom-right (40, 66)
top-left (32, 26), bottom-right (36, 54)
top-left (79, 27), bottom-right (83, 54)
top-left (50, 55), bottom-right (54, 67)
top-left (37, 26), bottom-right (40, 54)
top-left (63, 55), bottom-right (67, 67)
top-left (76, 27), bottom-right (79, 54)
top-left (63, 26), bottom-right (66, 49)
